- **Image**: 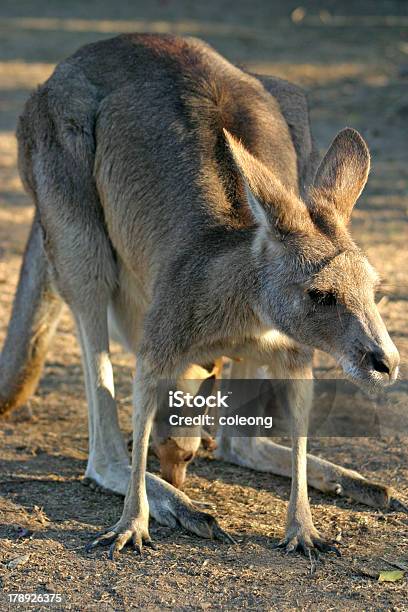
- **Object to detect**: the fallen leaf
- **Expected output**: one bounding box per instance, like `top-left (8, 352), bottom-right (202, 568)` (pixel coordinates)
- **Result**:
top-left (378, 570), bottom-right (404, 583)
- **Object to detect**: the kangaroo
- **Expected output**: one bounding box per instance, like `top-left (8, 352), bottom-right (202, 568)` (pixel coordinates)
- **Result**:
top-left (0, 34), bottom-right (399, 559)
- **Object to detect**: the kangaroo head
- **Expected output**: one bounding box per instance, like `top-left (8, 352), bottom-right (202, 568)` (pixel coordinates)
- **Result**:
top-left (153, 436), bottom-right (198, 489)
top-left (225, 128), bottom-right (400, 389)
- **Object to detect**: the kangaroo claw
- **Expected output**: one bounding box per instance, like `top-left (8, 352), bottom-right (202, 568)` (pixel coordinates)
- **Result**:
top-left (273, 531), bottom-right (341, 559)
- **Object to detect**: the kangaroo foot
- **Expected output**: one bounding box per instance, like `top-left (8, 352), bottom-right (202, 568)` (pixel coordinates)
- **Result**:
top-left (86, 512), bottom-right (154, 560)
top-left (84, 460), bottom-right (131, 496)
top-left (273, 519), bottom-right (340, 559)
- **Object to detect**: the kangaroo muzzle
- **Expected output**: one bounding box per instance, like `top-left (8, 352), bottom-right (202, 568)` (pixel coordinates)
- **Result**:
top-left (366, 347), bottom-right (400, 383)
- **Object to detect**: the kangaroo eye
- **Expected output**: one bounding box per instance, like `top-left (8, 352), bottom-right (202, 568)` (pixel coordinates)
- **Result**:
top-left (308, 289), bottom-right (337, 306)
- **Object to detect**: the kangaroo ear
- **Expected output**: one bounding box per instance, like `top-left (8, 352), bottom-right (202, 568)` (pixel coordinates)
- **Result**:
top-left (313, 128), bottom-right (370, 223)
top-left (223, 129), bottom-right (310, 235)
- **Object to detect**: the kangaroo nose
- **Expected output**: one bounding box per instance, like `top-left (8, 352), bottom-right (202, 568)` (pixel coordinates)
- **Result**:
top-left (369, 350), bottom-right (399, 380)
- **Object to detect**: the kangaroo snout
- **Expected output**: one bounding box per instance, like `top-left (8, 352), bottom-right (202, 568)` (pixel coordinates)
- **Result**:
top-left (160, 459), bottom-right (191, 490)
top-left (367, 347), bottom-right (400, 383)
top-left (369, 309), bottom-right (400, 383)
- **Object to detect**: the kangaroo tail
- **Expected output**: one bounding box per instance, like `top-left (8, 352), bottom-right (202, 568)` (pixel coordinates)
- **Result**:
top-left (0, 212), bottom-right (63, 416)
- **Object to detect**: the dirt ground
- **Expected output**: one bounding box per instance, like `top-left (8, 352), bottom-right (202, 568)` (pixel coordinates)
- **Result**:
top-left (0, 1), bottom-right (408, 610)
